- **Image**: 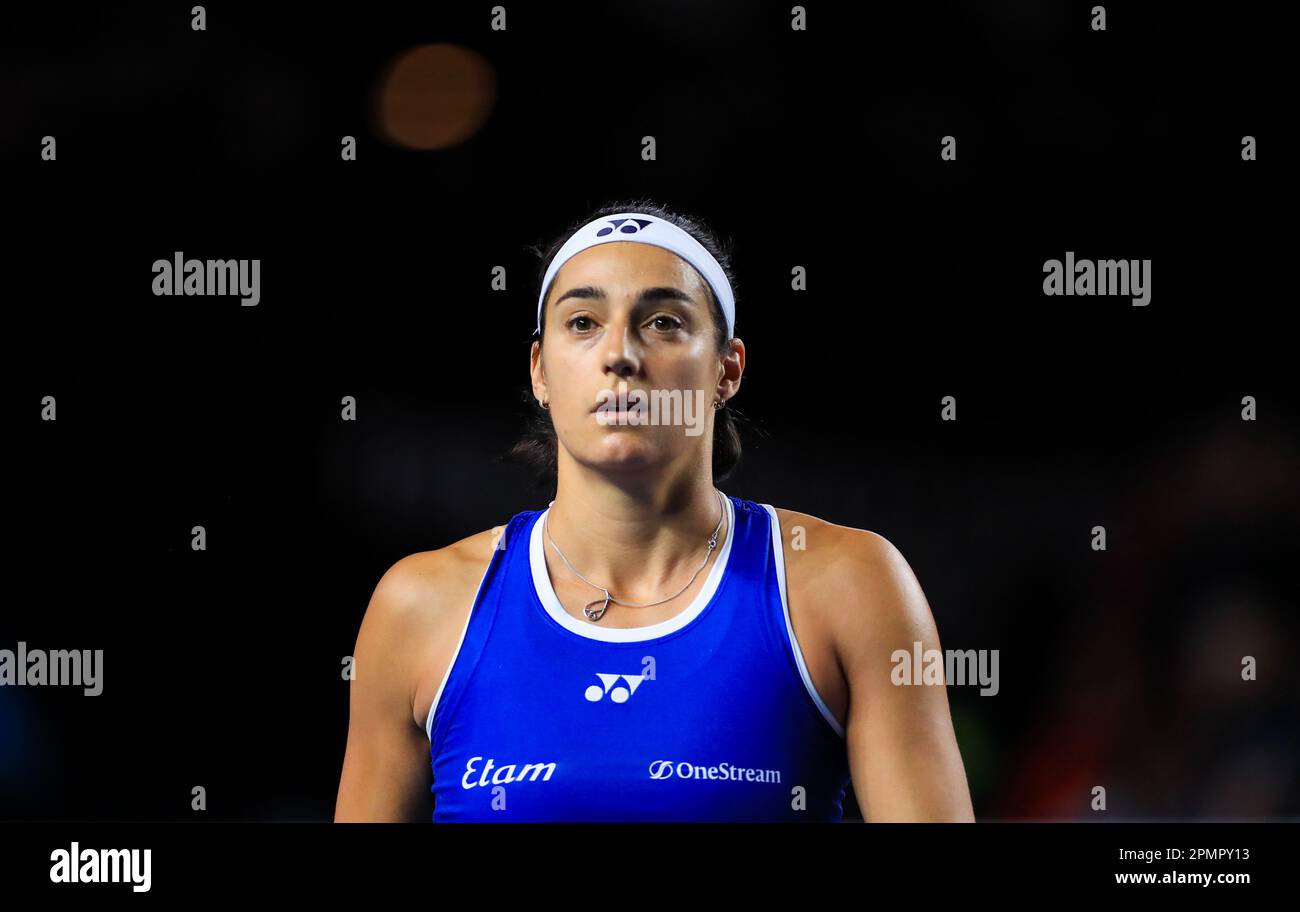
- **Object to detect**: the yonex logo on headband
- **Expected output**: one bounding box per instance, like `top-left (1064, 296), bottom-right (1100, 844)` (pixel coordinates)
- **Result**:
top-left (595, 218), bottom-right (652, 237)
top-left (535, 210), bottom-right (736, 339)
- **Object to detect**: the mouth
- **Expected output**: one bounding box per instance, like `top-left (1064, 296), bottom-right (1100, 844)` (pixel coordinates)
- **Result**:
top-left (592, 407), bottom-right (640, 419)
top-left (590, 393), bottom-right (646, 414)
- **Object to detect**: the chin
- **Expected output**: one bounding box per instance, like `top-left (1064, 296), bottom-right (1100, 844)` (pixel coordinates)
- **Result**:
top-left (588, 438), bottom-right (661, 471)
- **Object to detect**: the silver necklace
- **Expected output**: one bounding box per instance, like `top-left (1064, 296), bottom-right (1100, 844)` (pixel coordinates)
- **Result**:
top-left (543, 489), bottom-right (727, 622)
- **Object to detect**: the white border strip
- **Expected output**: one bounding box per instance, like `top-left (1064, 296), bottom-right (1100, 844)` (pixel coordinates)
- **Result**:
top-left (761, 503), bottom-right (846, 740)
top-left (530, 493), bottom-right (735, 643)
top-left (425, 540), bottom-right (502, 741)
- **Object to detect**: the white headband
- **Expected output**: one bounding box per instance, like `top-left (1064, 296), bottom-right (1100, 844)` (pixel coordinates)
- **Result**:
top-left (535, 212), bottom-right (735, 338)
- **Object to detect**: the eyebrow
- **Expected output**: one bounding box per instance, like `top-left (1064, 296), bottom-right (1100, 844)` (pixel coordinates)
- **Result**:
top-left (553, 285), bottom-right (697, 309)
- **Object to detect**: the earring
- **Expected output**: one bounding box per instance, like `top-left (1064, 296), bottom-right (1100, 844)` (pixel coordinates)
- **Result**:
top-left (540, 399), bottom-right (550, 410)
top-left (712, 399), bottom-right (725, 410)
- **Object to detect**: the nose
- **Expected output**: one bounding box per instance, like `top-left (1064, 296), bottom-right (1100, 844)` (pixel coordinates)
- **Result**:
top-left (601, 317), bottom-right (643, 379)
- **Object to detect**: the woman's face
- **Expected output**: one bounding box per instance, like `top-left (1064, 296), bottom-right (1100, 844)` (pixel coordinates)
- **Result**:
top-left (531, 241), bottom-right (742, 477)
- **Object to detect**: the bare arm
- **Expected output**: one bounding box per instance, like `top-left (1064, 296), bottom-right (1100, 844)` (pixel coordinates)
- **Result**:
top-left (835, 531), bottom-right (976, 822)
top-left (335, 556), bottom-right (435, 822)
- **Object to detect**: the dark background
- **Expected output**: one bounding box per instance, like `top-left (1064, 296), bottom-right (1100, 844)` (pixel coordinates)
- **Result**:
top-left (2, 1), bottom-right (1295, 820)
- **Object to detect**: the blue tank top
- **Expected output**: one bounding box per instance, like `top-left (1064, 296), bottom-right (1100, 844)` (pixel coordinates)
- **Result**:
top-left (425, 493), bottom-right (852, 822)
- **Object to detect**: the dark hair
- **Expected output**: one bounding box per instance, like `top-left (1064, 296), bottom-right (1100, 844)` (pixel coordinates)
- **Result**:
top-left (508, 197), bottom-right (746, 489)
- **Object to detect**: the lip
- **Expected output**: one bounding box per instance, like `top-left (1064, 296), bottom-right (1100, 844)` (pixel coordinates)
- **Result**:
top-left (590, 392), bottom-right (648, 413)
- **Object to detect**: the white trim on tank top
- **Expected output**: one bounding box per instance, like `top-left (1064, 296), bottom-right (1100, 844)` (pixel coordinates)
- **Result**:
top-left (760, 502), bottom-right (847, 740)
top-left (529, 492), bottom-right (735, 643)
top-left (425, 541), bottom-right (500, 741)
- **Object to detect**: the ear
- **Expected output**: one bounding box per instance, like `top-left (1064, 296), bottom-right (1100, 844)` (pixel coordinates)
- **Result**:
top-left (715, 337), bottom-right (745, 404)
top-left (529, 339), bottom-right (547, 404)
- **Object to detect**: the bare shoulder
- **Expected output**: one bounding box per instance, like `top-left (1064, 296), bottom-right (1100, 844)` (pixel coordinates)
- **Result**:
top-left (356, 524), bottom-right (507, 729)
top-left (769, 506), bottom-right (933, 654)
top-left (373, 525), bottom-right (503, 616)
top-left (769, 506), bottom-right (898, 571)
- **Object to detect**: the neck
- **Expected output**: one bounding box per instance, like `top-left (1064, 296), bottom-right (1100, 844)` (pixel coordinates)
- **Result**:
top-left (545, 464), bottom-right (726, 602)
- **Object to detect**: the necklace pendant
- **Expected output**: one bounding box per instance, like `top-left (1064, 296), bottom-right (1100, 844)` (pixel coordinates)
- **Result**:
top-left (583, 592), bottom-right (612, 622)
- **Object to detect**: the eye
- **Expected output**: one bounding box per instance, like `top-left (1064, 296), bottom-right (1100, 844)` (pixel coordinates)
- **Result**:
top-left (649, 314), bottom-right (684, 332)
top-left (566, 315), bottom-right (595, 332)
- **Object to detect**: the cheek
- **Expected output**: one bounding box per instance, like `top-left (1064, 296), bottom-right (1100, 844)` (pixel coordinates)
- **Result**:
top-left (542, 347), bottom-right (583, 390)
top-left (660, 352), bottom-right (715, 389)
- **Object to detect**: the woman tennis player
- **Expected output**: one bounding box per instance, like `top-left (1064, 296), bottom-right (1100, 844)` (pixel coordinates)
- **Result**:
top-left (335, 200), bottom-right (975, 822)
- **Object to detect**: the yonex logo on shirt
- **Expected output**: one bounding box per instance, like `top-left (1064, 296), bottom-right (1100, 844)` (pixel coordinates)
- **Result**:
top-left (584, 672), bottom-right (646, 703)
